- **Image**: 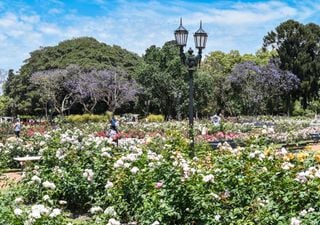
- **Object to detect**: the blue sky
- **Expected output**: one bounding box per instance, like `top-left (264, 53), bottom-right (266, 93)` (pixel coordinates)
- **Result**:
top-left (1, 0), bottom-right (320, 71)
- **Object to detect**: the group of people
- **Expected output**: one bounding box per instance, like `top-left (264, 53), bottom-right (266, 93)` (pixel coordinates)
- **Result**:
top-left (11, 116), bottom-right (119, 140)
top-left (11, 114), bottom-right (221, 141)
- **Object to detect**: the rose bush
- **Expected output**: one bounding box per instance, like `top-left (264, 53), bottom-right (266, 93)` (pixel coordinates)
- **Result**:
top-left (1, 118), bottom-right (320, 224)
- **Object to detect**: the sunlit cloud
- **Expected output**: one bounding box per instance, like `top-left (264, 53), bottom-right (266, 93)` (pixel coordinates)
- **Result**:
top-left (0, 0), bottom-right (320, 72)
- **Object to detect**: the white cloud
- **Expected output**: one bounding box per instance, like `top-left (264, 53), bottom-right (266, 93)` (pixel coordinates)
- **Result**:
top-left (183, 1), bottom-right (297, 26)
top-left (92, 0), bottom-right (107, 5)
top-left (48, 8), bottom-right (63, 15)
top-left (1, 0), bottom-right (320, 71)
top-left (39, 23), bottom-right (62, 35)
top-left (20, 15), bottom-right (40, 24)
top-left (47, 0), bottom-right (65, 6)
top-left (0, 13), bottom-right (18, 28)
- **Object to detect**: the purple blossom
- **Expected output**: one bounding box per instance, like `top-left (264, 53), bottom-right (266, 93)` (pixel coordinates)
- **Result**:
top-left (94, 69), bottom-right (140, 112)
top-left (228, 59), bottom-right (300, 113)
top-left (65, 68), bottom-right (139, 113)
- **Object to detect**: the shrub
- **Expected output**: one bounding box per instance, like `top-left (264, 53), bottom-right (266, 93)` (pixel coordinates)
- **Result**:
top-left (105, 111), bottom-right (113, 121)
top-left (65, 113), bottom-right (111, 123)
top-left (146, 114), bottom-right (164, 122)
top-left (292, 100), bottom-right (305, 116)
top-left (309, 100), bottom-right (320, 114)
top-left (0, 123), bottom-right (13, 141)
top-left (4, 118), bottom-right (320, 224)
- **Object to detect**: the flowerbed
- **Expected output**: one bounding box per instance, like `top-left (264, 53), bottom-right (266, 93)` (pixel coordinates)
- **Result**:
top-left (1, 118), bottom-right (320, 224)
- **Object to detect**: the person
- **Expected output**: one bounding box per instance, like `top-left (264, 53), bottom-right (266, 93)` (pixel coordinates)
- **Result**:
top-left (107, 116), bottom-right (120, 146)
top-left (13, 119), bottom-right (21, 138)
top-left (110, 116), bottom-right (118, 133)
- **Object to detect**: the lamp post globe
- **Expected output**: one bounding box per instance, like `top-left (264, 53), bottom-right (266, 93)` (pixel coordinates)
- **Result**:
top-left (194, 21), bottom-right (208, 50)
top-left (174, 18), bottom-right (188, 47)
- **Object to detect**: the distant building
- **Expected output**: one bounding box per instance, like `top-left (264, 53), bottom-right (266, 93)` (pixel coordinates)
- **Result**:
top-left (0, 117), bottom-right (14, 123)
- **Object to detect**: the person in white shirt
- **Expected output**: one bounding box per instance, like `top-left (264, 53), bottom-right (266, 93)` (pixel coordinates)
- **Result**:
top-left (13, 119), bottom-right (21, 138)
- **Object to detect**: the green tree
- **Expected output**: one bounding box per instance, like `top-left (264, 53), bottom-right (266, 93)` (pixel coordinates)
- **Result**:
top-left (135, 41), bottom-right (188, 119)
top-left (263, 19), bottom-right (320, 109)
top-left (193, 71), bottom-right (216, 117)
top-left (201, 49), bottom-right (275, 115)
top-left (2, 69), bottom-right (13, 96)
top-left (0, 96), bottom-right (10, 116)
top-left (3, 37), bottom-right (142, 115)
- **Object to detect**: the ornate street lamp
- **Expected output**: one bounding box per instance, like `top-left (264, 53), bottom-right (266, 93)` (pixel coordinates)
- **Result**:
top-left (174, 18), bottom-right (208, 156)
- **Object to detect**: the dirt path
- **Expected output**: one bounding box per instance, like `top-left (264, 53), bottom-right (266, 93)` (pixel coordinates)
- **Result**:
top-left (0, 172), bottom-right (22, 189)
top-left (309, 144), bottom-right (320, 152)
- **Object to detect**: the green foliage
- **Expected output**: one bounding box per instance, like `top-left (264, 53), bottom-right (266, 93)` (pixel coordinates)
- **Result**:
top-left (200, 49), bottom-right (276, 115)
top-left (1, 124), bottom-right (320, 224)
top-left (23, 37), bottom-right (142, 73)
top-left (3, 37), bottom-right (142, 116)
top-left (0, 187), bottom-right (68, 225)
top-left (145, 114), bottom-right (165, 122)
top-left (263, 20), bottom-right (320, 109)
top-left (308, 99), bottom-right (320, 114)
top-left (0, 122), bottom-right (12, 142)
top-left (202, 49), bottom-right (276, 76)
top-left (65, 114), bottom-right (111, 123)
top-left (2, 120), bottom-right (320, 223)
top-left (135, 41), bottom-right (188, 118)
top-left (292, 100), bottom-right (305, 116)
top-left (18, 115), bottom-right (38, 120)
top-left (0, 95), bottom-right (10, 116)
top-left (193, 71), bottom-right (216, 116)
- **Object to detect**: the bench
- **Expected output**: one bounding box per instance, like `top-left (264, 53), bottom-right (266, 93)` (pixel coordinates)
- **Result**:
top-left (208, 140), bottom-right (237, 149)
top-left (310, 133), bottom-right (320, 141)
top-left (13, 156), bottom-right (41, 167)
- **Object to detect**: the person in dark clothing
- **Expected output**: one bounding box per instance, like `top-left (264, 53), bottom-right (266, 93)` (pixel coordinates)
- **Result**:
top-left (110, 116), bottom-right (118, 133)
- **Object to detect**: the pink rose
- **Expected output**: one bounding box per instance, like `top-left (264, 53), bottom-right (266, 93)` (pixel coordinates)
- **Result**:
top-left (155, 182), bottom-right (163, 189)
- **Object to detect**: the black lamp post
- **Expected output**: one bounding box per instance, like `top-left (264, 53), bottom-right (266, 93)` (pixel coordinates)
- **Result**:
top-left (174, 18), bottom-right (208, 156)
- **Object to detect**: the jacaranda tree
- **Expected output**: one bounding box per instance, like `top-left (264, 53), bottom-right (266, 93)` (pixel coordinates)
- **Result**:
top-left (227, 60), bottom-right (300, 115)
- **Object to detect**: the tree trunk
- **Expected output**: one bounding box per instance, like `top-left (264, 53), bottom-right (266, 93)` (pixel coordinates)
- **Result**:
top-left (302, 94), bottom-right (308, 110)
top-left (286, 94), bottom-right (291, 116)
top-left (44, 105), bottom-right (48, 121)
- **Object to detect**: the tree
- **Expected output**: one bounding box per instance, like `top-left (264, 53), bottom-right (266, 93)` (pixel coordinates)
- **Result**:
top-left (3, 37), bottom-right (142, 115)
top-left (94, 69), bottom-right (139, 113)
top-left (200, 49), bottom-right (276, 115)
top-left (202, 50), bottom-right (241, 76)
top-left (263, 20), bottom-right (320, 109)
top-left (30, 65), bottom-right (79, 117)
top-left (193, 71), bottom-right (215, 117)
top-left (227, 60), bottom-right (300, 115)
top-left (0, 96), bottom-right (10, 116)
top-left (2, 69), bottom-right (13, 95)
top-left (30, 65), bottom-right (139, 115)
top-left (2, 69), bottom-right (35, 116)
top-left (65, 69), bottom-right (101, 114)
top-left (135, 41), bottom-right (188, 119)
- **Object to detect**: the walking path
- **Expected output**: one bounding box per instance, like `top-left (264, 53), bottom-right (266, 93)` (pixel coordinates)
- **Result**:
top-left (0, 172), bottom-right (22, 190)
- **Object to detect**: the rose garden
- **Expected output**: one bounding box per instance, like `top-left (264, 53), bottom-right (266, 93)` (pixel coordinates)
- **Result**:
top-left (1, 19), bottom-right (320, 225)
